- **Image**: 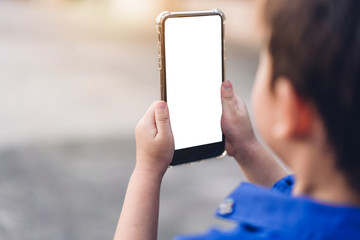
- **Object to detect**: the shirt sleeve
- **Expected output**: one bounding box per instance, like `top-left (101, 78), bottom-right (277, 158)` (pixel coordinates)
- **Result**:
top-left (271, 175), bottom-right (295, 195)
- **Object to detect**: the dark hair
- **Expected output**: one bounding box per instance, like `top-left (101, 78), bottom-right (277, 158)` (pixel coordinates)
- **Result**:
top-left (264, 0), bottom-right (360, 192)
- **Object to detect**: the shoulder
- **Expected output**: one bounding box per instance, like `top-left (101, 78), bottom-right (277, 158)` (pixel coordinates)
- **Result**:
top-left (174, 175), bottom-right (360, 240)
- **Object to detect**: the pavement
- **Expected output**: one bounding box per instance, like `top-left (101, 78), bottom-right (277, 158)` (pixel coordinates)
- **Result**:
top-left (0, 1), bottom-right (259, 239)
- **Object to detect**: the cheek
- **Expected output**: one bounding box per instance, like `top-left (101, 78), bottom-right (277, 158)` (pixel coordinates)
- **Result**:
top-left (252, 72), bottom-right (269, 139)
top-left (251, 53), bottom-right (273, 144)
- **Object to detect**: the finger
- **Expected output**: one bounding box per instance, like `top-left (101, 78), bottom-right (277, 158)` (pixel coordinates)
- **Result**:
top-left (234, 93), bottom-right (248, 114)
top-left (137, 101), bottom-right (157, 134)
top-left (221, 81), bottom-right (238, 114)
top-left (143, 102), bottom-right (157, 119)
top-left (154, 101), bottom-right (172, 136)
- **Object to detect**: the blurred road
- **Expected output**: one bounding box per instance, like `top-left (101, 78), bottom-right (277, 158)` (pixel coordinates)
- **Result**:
top-left (0, 1), bottom-right (259, 239)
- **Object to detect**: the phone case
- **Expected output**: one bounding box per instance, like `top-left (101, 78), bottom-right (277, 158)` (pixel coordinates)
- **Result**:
top-left (155, 9), bottom-right (227, 165)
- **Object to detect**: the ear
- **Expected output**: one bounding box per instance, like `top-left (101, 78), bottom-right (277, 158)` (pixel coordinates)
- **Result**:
top-left (272, 77), bottom-right (313, 140)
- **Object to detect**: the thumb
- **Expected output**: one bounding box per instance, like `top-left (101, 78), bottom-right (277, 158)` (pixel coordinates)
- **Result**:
top-left (155, 101), bottom-right (172, 136)
top-left (221, 81), bottom-right (237, 114)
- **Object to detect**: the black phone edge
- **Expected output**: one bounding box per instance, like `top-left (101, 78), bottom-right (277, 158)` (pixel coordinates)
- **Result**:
top-left (170, 139), bottom-right (225, 166)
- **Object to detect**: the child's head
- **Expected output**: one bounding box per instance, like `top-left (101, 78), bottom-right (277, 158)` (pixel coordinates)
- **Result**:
top-left (252, 0), bottom-right (360, 192)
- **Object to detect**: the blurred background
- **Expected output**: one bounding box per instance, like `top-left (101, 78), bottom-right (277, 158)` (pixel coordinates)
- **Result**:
top-left (0, 0), bottom-right (259, 239)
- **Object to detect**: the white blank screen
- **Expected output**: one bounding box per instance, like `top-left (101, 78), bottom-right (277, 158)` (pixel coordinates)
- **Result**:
top-left (164, 15), bottom-right (223, 150)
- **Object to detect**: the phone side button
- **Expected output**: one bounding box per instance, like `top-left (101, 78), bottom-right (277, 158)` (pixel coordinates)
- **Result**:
top-left (157, 42), bottom-right (161, 57)
top-left (158, 57), bottom-right (162, 70)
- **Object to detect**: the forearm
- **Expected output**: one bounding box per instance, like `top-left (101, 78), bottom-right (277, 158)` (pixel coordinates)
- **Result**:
top-left (114, 168), bottom-right (163, 240)
top-left (234, 139), bottom-right (287, 187)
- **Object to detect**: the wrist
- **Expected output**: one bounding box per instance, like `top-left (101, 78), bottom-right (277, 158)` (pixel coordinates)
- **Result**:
top-left (233, 135), bottom-right (262, 164)
top-left (133, 163), bottom-right (167, 182)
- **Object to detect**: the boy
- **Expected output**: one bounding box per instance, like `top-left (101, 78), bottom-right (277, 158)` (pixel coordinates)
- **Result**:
top-left (114, 0), bottom-right (360, 239)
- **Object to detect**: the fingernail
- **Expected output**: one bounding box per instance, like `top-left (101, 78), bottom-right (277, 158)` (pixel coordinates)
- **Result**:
top-left (157, 102), bottom-right (167, 110)
top-left (223, 81), bottom-right (232, 89)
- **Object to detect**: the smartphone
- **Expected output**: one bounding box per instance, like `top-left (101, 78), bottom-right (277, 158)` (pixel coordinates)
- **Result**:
top-left (156, 9), bottom-right (225, 166)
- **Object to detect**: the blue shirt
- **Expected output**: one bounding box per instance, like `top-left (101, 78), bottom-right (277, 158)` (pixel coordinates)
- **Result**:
top-left (175, 176), bottom-right (360, 240)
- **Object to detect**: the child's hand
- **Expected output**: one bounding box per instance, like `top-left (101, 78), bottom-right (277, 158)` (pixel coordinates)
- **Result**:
top-left (221, 81), bottom-right (257, 159)
top-left (135, 101), bottom-right (174, 177)
top-left (220, 81), bottom-right (287, 185)
top-left (115, 102), bottom-right (174, 240)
